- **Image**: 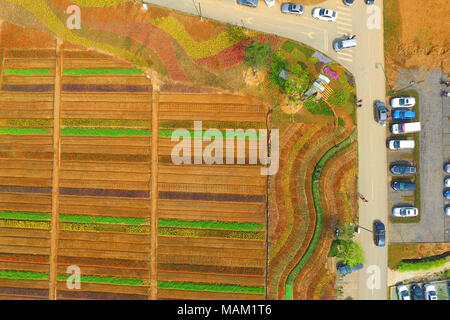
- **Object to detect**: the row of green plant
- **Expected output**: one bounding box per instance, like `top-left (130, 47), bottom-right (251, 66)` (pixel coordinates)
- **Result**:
top-left (158, 227), bottom-right (264, 240)
top-left (157, 281), bottom-right (264, 294)
top-left (60, 128), bottom-right (150, 137)
top-left (59, 215), bottom-right (146, 225)
top-left (158, 129), bottom-right (263, 140)
top-left (4, 68), bottom-right (51, 76)
top-left (397, 257), bottom-right (448, 272)
top-left (0, 211), bottom-right (51, 221)
top-left (158, 219), bottom-right (264, 231)
top-left (0, 270), bottom-right (48, 280)
top-left (0, 128), bottom-right (50, 135)
top-left (57, 274), bottom-right (145, 286)
top-left (285, 129), bottom-right (357, 300)
top-left (62, 68), bottom-right (144, 76)
top-left (0, 119), bottom-right (52, 127)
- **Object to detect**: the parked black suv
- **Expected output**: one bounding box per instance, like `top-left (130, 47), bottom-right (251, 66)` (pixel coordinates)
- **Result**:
top-left (391, 181), bottom-right (416, 191)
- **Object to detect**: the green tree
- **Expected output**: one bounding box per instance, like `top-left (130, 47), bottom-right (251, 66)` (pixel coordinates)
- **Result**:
top-left (226, 24), bottom-right (247, 43)
top-left (243, 40), bottom-right (272, 75)
top-left (284, 63), bottom-right (310, 102)
top-left (336, 240), bottom-right (365, 268)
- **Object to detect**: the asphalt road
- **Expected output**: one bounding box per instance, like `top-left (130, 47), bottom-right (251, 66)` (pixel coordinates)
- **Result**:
top-left (144, 0), bottom-right (388, 300)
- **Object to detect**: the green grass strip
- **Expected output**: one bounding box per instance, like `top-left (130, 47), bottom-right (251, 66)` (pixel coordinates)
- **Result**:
top-left (59, 214), bottom-right (145, 225)
top-left (158, 219), bottom-right (263, 231)
top-left (63, 68), bottom-right (144, 76)
top-left (158, 281), bottom-right (264, 294)
top-left (57, 274), bottom-right (145, 286)
top-left (61, 128), bottom-right (150, 137)
top-left (285, 129), bottom-right (357, 300)
top-left (0, 270), bottom-right (48, 280)
top-left (4, 68), bottom-right (51, 76)
top-left (0, 211), bottom-right (51, 221)
top-left (61, 119), bottom-right (150, 128)
top-left (159, 129), bottom-right (262, 140)
top-left (0, 119), bottom-right (53, 127)
top-left (0, 127), bottom-right (50, 135)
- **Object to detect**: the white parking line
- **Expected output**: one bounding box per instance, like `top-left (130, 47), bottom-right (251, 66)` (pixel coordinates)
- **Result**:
top-left (336, 6), bottom-right (352, 13)
top-left (337, 56), bottom-right (353, 63)
top-left (338, 16), bottom-right (353, 21)
top-left (337, 51), bottom-right (353, 57)
top-left (337, 26), bottom-right (352, 33)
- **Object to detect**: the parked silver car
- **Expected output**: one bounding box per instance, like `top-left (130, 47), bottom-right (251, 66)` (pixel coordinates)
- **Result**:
top-left (281, 3), bottom-right (304, 15)
top-left (237, 0), bottom-right (258, 8)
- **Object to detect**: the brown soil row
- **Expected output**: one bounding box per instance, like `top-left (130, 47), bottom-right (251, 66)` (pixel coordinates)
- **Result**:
top-left (0, 92), bottom-right (53, 102)
top-left (56, 264), bottom-right (149, 280)
top-left (0, 193), bottom-right (52, 205)
top-left (58, 204), bottom-right (151, 218)
top-left (59, 195), bottom-right (150, 209)
top-left (4, 76), bottom-right (55, 85)
top-left (61, 110), bottom-right (151, 120)
top-left (157, 271), bottom-right (265, 287)
top-left (158, 173), bottom-right (265, 187)
top-left (158, 236), bottom-right (264, 249)
top-left (62, 59), bottom-right (134, 69)
top-left (0, 177), bottom-right (52, 187)
top-left (158, 253), bottom-right (265, 268)
top-left (5, 49), bottom-right (55, 58)
top-left (158, 209), bottom-right (264, 223)
top-left (158, 164), bottom-right (261, 177)
top-left (159, 112), bottom-right (264, 122)
top-left (4, 58), bottom-right (55, 69)
top-left (58, 230), bottom-right (149, 244)
top-left (157, 288), bottom-right (263, 300)
top-left (60, 161), bottom-right (150, 173)
top-left (0, 261), bottom-right (49, 273)
top-left (158, 93), bottom-right (262, 106)
top-left (158, 244), bottom-right (263, 260)
top-left (0, 294), bottom-right (46, 300)
top-left (158, 199), bottom-right (264, 215)
top-left (0, 244), bottom-right (50, 256)
top-left (61, 145), bottom-right (149, 156)
top-left (61, 93), bottom-right (151, 103)
top-left (55, 282), bottom-right (148, 295)
top-left (58, 238), bottom-right (150, 253)
top-left (61, 136), bottom-right (150, 147)
top-left (0, 137), bottom-right (52, 147)
top-left (0, 201), bottom-right (50, 214)
top-left (0, 168), bottom-right (52, 179)
top-left (0, 279), bottom-right (48, 290)
top-left (0, 101), bottom-right (53, 111)
top-left (61, 101), bottom-right (150, 112)
top-left (0, 228), bottom-right (51, 239)
top-left (0, 159), bottom-right (53, 170)
top-left (59, 179), bottom-right (149, 191)
top-left (57, 248), bottom-right (148, 261)
top-left (157, 139), bottom-right (260, 153)
top-left (62, 75), bottom-right (150, 86)
top-left (0, 144), bottom-right (53, 153)
top-left (0, 235), bottom-right (50, 248)
top-left (0, 111), bottom-right (53, 119)
top-left (59, 170), bottom-right (150, 182)
top-left (158, 183), bottom-right (265, 196)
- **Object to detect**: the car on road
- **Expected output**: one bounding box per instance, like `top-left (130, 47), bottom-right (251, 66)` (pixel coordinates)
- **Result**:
top-left (411, 284), bottom-right (425, 300)
top-left (392, 206), bottom-right (418, 217)
top-left (445, 177), bottom-right (450, 187)
top-left (312, 8), bottom-right (338, 21)
top-left (388, 139), bottom-right (415, 150)
top-left (392, 110), bottom-right (415, 120)
top-left (373, 221), bottom-right (385, 247)
top-left (390, 96), bottom-right (416, 108)
top-left (343, 0), bottom-right (354, 5)
top-left (337, 263), bottom-right (364, 275)
top-left (390, 165), bottom-right (417, 175)
top-left (333, 38), bottom-right (357, 52)
top-left (375, 101), bottom-right (387, 126)
top-left (281, 3), bottom-right (304, 15)
top-left (391, 181), bottom-right (416, 191)
top-left (424, 284), bottom-right (438, 300)
top-left (397, 284), bottom-right (411, 300)
top-left (444, 190), bottom-right (450, 199)
top-left (365, 0), bottom-right (375, 4)
top-left (445, 162), bottom-right (450, 173)
top-left (264, 0), bottom-right (275, 7)
top-left (445, 205), bottom-right (450, 216)
top-left (237, 0), bottom-right (258, 8)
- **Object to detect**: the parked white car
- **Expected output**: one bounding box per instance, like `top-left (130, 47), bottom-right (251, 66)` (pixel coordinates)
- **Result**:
top-left (388, 139), bottom-right (415, 150)
top-left (264, 0), bottom-right (275, 7)
top-left (393, 207), bottom-right (418, 217)
top-left (445, 177), bottom-right (450, 187)
top-left (312, 8), bottom-right (338, 21)
top-left (390, 96), bottom-right (416, 108)
top-left (397, 284), bottom-right (411, 300)
top-left (281, 3), bottom-right (304, 15)
top-left (424, 284), bottom-right (438, 300)
top-left (445, 205), bottom-right (450, 217)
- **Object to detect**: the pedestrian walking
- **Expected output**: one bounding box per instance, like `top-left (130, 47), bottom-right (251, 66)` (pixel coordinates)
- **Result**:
top-left (357, 103), bottom-right (362, 108)
top-left (357, 99), bottom-right (363, 103)
top-left (350, 34), bottom-right (356, 39)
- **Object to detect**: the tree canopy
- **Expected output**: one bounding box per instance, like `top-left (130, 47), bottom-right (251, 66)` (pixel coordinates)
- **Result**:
top-left (243, 40), bottom-right (272, 75)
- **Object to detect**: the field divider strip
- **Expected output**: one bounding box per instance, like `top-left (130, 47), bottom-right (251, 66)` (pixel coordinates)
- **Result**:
top-left (49, 38), bottom-right (62, 300)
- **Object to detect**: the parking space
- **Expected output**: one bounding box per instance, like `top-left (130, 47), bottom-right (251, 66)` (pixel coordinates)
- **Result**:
top-left (389, 68), bottom-right (448, 243)
top-left (390, 280), bottom-right (450, 300)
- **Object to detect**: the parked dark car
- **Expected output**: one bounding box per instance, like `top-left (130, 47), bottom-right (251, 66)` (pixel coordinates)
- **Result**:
top-left (365, 0), bottom-right (375, 4)
top-left (411, 284), bottom-right (425, 300)
top-left (391, 181), bottom-right (416, 191)
top-left (390, 165), bottom-right (417, 175)
top-left (237, 0), bottom-right (258, 8)
top-left (343, 0), bottom-right (354, 6)
top-left (337, 263), bottom-right (364, 275)
top-left (375, 100), bottom-right (387, 126)
top-left (373, 221), bottom-right (385, 247)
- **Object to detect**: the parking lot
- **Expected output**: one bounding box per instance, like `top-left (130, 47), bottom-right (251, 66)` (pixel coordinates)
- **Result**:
top-left (389, 68), bottom-right (449, 243)
top-left (390, 279), bottom-right (449, 300)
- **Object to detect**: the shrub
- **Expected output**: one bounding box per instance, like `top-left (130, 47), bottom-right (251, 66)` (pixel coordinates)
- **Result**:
top-left (269, 51), bottom-right (288, 87)
top-left (338, 117), bottom-right (346, 127)
top-left (397, 257), bottom-right (448, 272)
top-left (304, 100), bottom-right (333, 116)
top-left (328, 90), bottom-right (348, 108)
